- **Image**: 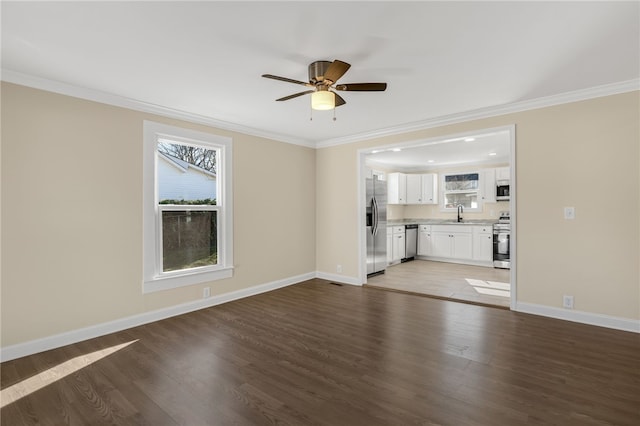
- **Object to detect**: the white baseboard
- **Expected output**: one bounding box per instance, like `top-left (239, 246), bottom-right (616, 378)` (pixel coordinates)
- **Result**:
top-left (515, 302), bottom-right (640, 333)
top-left (6, 274), bottom-right (635, 362)
top-left (0, 272), bottom-right (315, 362)
top-left (315, 271), bottom-right (363, 286)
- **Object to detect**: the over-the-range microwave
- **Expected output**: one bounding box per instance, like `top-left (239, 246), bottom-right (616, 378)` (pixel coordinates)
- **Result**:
top-left (496, 180), bottom-right (510, 201)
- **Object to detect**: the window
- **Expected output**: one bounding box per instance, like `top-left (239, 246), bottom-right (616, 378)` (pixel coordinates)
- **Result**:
top-left (143, 121), bottom-right (233, 293)
top-left (442, 172), bottom-right (480, 211)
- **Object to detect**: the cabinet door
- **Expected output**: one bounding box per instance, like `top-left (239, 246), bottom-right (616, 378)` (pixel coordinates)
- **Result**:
top-left (495, 167), bottom-right (510, 181)
top-left (474, 233), bottom-right (493, 261)
top-left (406, 174), bottom-right (422, 204)
top-left (481, 169), bottom-right (496, 203)
top-left (431, 232), bottom-right (452, 258)
top-left (386, 232), bottom-right (393, 264)
top-left (418, 231), bottom-right (432, 256)
top-left (392, 233), bottom-right (406, 261)
top-left (387, 173), bottom-right (407, 204)
top-left (421, 174), bottom-right (437, 204)
top-left (451, 232), bottom-right (473, 259)
top-left (391, 234), bottom-right (406, 262)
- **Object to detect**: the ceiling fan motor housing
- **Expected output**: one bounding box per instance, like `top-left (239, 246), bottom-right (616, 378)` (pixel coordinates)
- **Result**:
top-left (309, 61), bottom-right (332, 84)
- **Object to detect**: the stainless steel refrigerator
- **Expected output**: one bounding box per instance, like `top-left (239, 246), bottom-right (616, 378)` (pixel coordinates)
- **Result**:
top-left (366, 175), bottom-right (387, 276)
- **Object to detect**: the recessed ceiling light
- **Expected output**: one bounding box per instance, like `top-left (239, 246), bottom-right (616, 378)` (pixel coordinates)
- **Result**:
top-left (371, 150), bottom-right (381, 154)
top-left (488, 152), bottom-right (497, 156)
top-left (464, 137), bottom-right (476, 142)
top-left (392, 148), bottom-right (402, 152)
top-left (427, 160), bottom-right (435, 163)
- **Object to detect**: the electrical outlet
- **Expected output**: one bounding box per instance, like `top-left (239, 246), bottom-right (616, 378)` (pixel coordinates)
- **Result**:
top-left (203, 287), bottom-right (211, 298)
top-left (563, 295), bottom-right (574, 309)
top-left (336, 264), bottom-right (343, 273)
top-left (564, 207), bottom-right (576, 220)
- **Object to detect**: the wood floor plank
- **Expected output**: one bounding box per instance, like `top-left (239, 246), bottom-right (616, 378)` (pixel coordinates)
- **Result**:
top-left (2, 279), bottom-right (639, 425)
top-left (367, 259), bottom-right (512, 308)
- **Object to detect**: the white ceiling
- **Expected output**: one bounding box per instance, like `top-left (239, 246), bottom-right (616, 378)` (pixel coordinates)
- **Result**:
top-left (365, 128), bottom-right (511, 172)
top-left (2, 1), bottom-right (638, 148)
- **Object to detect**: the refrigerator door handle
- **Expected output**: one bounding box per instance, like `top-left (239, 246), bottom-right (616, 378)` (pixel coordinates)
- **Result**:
top-left (369, 198), bottom-right (375, 235)
top-left (372, 197), bottom-right (378, 236)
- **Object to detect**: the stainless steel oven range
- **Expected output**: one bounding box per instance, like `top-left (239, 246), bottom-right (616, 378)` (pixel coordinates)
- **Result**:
top-left (493, 211), bottom-right (510, 269)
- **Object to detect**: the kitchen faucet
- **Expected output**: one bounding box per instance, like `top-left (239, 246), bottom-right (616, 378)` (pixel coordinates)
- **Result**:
top-left (457, 204), bottom-right (463, 222)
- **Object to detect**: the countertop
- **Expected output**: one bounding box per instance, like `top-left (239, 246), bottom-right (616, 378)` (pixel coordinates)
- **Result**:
top-left (388, 218), bottom-right (497, 226)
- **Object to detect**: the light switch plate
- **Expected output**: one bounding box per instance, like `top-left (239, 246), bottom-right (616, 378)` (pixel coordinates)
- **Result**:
top-left (564, 207), bottom-right (575, 220)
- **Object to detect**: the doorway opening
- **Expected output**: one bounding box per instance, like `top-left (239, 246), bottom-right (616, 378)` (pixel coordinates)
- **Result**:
top-left (358, 125), bottom-right (516, 309)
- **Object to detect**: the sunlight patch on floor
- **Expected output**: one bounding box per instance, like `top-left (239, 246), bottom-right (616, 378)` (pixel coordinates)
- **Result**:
top-left (465, 278), bottom-right (511, 298)
top-left (1, 340), bottom-right (138, 408)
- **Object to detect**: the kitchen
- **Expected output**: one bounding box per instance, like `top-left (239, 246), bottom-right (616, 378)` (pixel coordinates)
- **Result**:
top-left (363, 127), bottom-right (513, 308)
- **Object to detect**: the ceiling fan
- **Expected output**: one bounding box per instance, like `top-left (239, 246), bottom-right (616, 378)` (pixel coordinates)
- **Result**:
top-left (262, 59), bottom-right (387, 111)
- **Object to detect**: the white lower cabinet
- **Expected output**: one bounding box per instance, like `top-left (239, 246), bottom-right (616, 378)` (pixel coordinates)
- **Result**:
top-left (417, 225), bottom-right (432, 256)
top-left (429, 225), bottom-right (473, 260)
top-left (406, 223), bottom-right (494, 267)
top-left (452, 232), bottom-right (473, 259)
top-left (473, 226), bottom-right (493, 262)
top-left (393, 232), bottom-right (406, 262)
top-left (388, 226), bottom-right (406, 264)
top-left (431, 231), bottom-right (452, 258)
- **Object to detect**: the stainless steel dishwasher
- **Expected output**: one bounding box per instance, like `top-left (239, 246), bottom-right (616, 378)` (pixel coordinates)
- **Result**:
top-left (403, 224), bottom-right (418, 262)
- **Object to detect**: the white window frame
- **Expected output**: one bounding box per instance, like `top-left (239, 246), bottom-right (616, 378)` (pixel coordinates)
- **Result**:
top-left (143, 121), bottom-right (233, 293)
top-left (440, 171), bottom-right (482, 212)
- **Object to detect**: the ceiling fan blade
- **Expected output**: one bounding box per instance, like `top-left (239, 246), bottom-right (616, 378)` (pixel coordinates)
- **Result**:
top-left (335, 83), bottom-right (387, 91)
top-left (334, 92), bottom-right (346, 107)
top-left (276, 90), bottom-right (315, 102)
top-left (262, 74), bottom-right (313, 87)
top-left (324, 60), bottom-right (351, 84)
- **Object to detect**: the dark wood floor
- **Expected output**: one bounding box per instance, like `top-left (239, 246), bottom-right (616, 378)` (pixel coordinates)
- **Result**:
top-left (2, 279), bottom-right (639, 425)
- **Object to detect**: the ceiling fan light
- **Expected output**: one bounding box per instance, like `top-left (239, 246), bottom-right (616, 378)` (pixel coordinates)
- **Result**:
top-left (311, 91), bottom-right (335, 110)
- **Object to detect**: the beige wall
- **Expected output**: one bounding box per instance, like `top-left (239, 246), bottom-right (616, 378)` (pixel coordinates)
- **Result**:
top-left (1, 83), bottom-right (316, 347)
top-left (316, 92), bottom-right (640, 320)
top-left (2, 83), bottom-right (638, 350)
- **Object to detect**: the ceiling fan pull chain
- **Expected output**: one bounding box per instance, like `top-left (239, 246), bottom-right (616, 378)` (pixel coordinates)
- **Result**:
top-left (333, 108), bottom-right (337, 121)
top-left (310, 105), bottom-right (313, 121)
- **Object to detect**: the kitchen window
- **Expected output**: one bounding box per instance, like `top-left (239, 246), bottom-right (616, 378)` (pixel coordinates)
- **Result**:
top-left (143, 121), bottom-right (233, 293)
top-left (442, 172), bottom-right (480, 211)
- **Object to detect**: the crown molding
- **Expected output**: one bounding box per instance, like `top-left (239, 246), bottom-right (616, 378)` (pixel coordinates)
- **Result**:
top-left (3, 69), bottom-right (637, 150)
top-left (315, 79), bottom-right (640, 148)
top-left (1, 69), bottom-right (316, 149)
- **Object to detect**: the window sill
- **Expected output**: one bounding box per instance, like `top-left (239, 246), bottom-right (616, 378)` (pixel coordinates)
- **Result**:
top-left (143, 266), bottom-right (234, 293)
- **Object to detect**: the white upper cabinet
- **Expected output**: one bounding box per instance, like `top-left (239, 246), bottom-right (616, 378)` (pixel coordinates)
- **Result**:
top-left (387, 172), bottom-right (407, 204)
top-left (406, 174), bottom-right (422, 204)
top-left (421, 174), bottom-right (437, 204)
top-left (402, 173), bottom-right (438, 205)
top-left (495, 166), bottom-right (510, 181)
top-left (481, 168), bottom-right (496, 203)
